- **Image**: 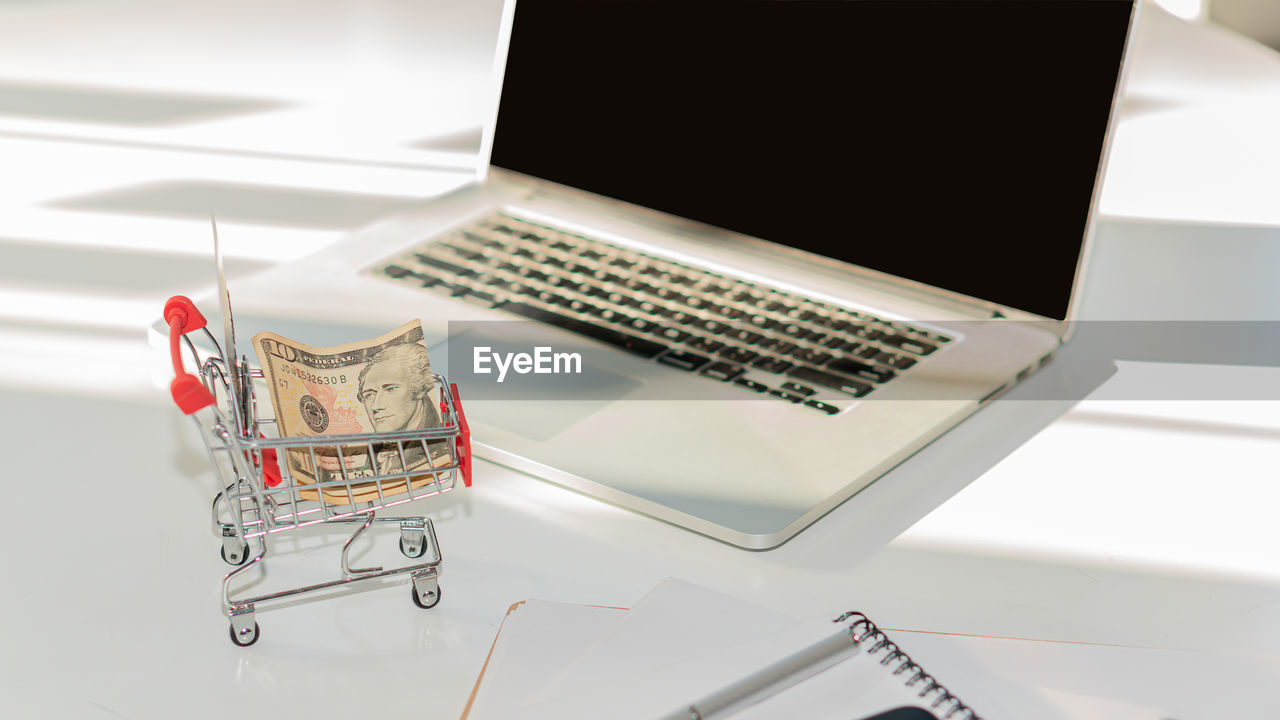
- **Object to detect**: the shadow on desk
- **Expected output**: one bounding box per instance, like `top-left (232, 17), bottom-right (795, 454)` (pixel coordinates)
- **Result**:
top-left (768, 217), bottom-right (1280, 564)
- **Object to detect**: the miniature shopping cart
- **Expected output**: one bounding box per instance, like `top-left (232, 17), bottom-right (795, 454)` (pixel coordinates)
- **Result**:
top-left (163, 294), bottom-right (472, 647)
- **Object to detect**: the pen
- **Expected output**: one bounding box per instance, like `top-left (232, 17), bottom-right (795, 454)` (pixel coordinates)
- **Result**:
top-left (657, 625), bottom-right (861, 720)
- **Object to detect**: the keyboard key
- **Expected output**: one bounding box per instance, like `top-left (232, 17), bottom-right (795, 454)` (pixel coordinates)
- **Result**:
top-left (462, 231), bottom-right (505, 249)
top-left (686, 336), bottom-right (725, 353)
top-left (382, 264), bottom-right (413, 279)
top-left (750, 356), bottom-right (793, 374)
top-left (757, 338), bottom-right (798, 354)
top-left (723, 328), bottom-right (764, 345)
top-left (790, 348), bottom-right (834, 365)
top-left (655, 327), bottom-right (691, 343)
top-left (786, 365), bottom-right (873, 398)
top-left (461, 289), bottom-right (500, 307)
top-left (536, 290), bottom-right (571, 307)
top-left (718, 347), bottom-right (760, 364)
top-left (657, 350), bottom-right (711, 372)
top-left (414, 253), bottom-right (476, 277)
top-left (700, 362), bottom-right (744, 382)
top-left (499, 302), bottom-right (668, 358)
top-left (874, 352), bottom-right (917, 370)
top-left (733, 377), bottom-right (768, 393)
top-left (712, 305), bottom-right (746, 320)
top-left (778, 324), bottom-right (819, 340)
top-left (767, 388), bottom-right (805, 403)
top-left (748, 315), bottom-right (778, 330)
top-left (623, 317), bottom-right (661, 333)
top-left (803, 399), bottom-right (841, 415)
top-left (880, 334), bottom-right (938, 355)
top-left (827, 358), bottom-right (896, 384)
top-left (779, 381), bottom-right (817, 396)
top-left (445, 244), bottom-right (481, 264)
top-left (440, 243), bottom-right (484, 261)
top-left (810, 315), bottom-right (842, 330)
top-left (519, 268), bottom-right (551, 283)
top-left (688, 317), bottom-right (729, 334)
top-left (623, 278), bottom-right (655, 293)
top-left (382, 264), bottom-right (439, 287)
top-left (567, 300), bottom-right (601, 315)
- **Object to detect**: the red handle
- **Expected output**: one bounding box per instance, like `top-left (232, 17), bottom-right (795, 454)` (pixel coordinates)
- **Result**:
top-left (450, 383), bottom-right (472, 487)
top-left (252, 443), bottom-right (282, 488)
top-left (165, 295), bottom-right (216, 414)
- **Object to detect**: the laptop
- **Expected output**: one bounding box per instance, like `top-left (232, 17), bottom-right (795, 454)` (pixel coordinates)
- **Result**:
top-left (223, 0), bottom-right (1139, 548)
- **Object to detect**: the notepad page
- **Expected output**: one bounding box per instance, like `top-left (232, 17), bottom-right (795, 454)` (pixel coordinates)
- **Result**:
top-left (462, 600), bottom-right (626, 720)
top-left (529, 578), bottom-right (799, 706)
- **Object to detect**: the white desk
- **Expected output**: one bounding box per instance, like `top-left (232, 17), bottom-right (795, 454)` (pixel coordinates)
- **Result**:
top-left (2, 2), bottom-right (1279, 717)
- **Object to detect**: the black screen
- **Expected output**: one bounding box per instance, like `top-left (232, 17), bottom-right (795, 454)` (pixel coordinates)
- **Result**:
top-left (490, 0), bottom-right (1133, 320)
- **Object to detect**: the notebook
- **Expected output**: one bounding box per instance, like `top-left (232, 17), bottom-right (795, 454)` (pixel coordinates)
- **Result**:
top-left (462, 579), bottom-right (984, 720)
top-left (222, 0), bottom-right (1141, 547)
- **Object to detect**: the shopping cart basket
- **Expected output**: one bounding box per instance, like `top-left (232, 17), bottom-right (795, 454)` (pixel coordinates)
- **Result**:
top-left (163, 294), bottom-right (472, 646)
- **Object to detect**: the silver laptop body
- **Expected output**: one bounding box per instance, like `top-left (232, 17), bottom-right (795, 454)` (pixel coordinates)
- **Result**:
top-left (224, 0), bottom-right (1140, 548)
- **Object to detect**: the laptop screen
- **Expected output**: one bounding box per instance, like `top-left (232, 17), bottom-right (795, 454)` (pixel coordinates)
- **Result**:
top-left (490, 0), bottom-right (1134, 321)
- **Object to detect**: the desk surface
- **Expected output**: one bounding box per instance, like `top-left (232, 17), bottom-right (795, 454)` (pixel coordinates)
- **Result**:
top-left (2, 2), bottom-right (1280, 718)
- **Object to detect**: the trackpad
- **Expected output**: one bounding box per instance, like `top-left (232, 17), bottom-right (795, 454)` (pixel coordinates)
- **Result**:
top-left (465, 399), bottom-right (625, 442)
top-left (431, 322), bottom-right (646, 441)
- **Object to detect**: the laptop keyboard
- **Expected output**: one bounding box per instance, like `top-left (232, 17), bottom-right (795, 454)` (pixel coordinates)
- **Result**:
top-left (372, 212), bottom-right (951, 415)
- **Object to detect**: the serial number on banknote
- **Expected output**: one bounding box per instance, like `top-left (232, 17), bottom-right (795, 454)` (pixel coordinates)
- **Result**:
top-left (277, 364), bottom-right (349, 386)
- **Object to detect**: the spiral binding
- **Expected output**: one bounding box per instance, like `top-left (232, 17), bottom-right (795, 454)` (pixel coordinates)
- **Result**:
top-left (834, 612), bottom-right (981, 720)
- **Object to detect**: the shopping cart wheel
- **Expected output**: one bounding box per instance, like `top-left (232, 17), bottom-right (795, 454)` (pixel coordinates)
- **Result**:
top-left (221, 543), bottom-right (250, 566)
top-left (411, 578), bottom-right (441, 609)
top-left (399, 535), bottom-right (428, 559)
top-left (228, 622), bottom-right (260, 647)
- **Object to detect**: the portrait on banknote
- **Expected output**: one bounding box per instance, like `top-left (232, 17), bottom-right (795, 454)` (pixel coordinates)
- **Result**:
top-left (252, 320), bottom-right (450, 498)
